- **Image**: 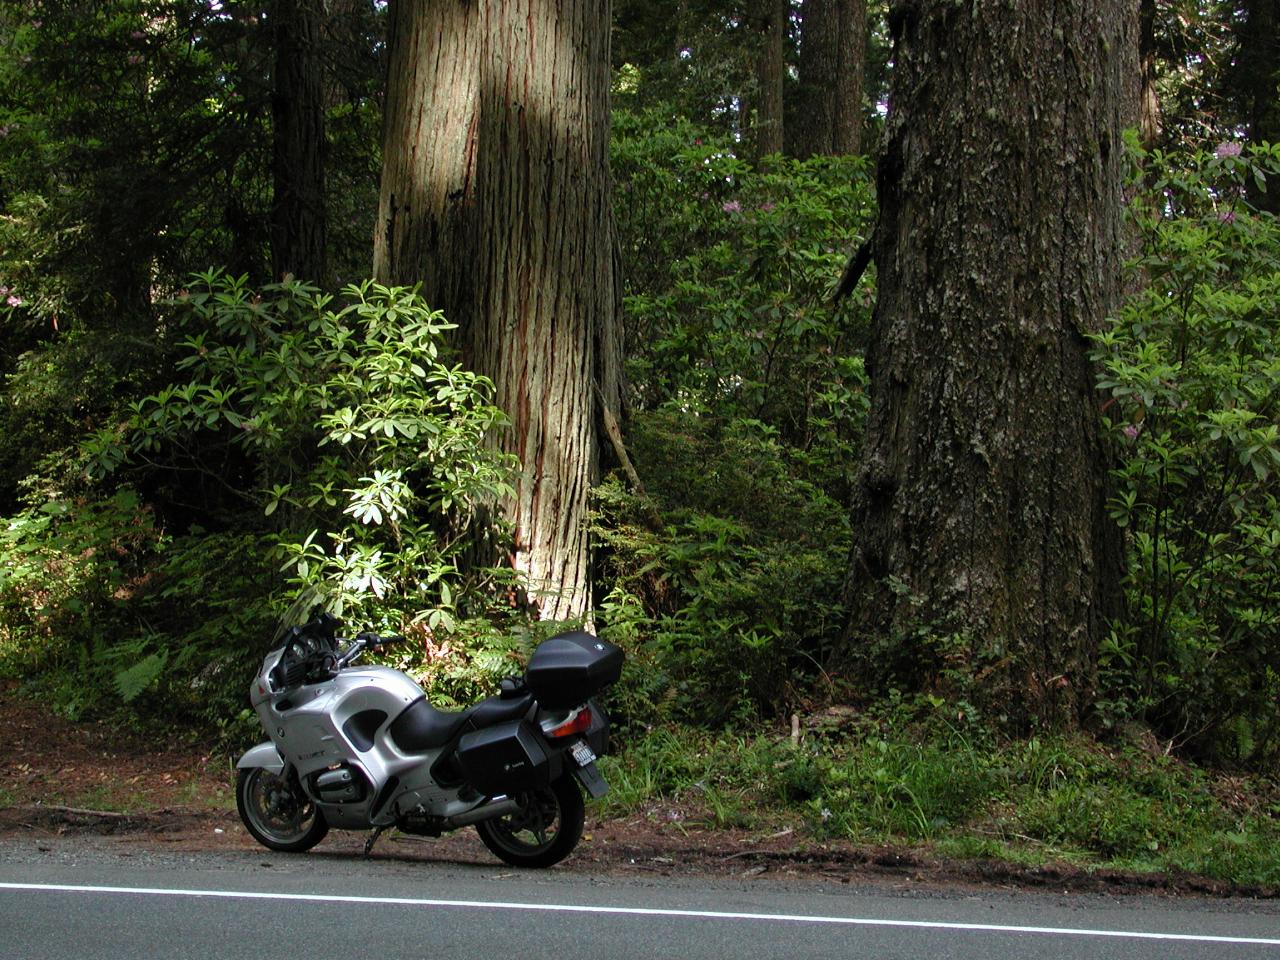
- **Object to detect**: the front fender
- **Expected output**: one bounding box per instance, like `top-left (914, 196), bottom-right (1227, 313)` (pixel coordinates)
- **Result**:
top-left (236, 741), bottom-right (285, 774)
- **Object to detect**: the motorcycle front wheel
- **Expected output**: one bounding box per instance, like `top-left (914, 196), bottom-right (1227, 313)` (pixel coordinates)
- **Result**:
top-left (475, 776), bottom-right (585, 868)
top-left (236, 766), bottom-right (329, 853)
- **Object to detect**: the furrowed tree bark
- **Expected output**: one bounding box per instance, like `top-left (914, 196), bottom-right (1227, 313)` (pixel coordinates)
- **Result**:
top-left (842, 1), bottom-right (1134, 727)
top-left (270, 0), bottom-right (327, 283)
top-left (791, 0), bottom-right (865, 157)
top-left (749, 0), bottom-right (787, 160)
top-left (374, 0), bottom-right (621, 622)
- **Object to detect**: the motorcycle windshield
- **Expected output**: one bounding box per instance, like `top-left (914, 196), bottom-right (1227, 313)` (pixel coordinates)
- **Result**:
top-left (271, 584), bottom-right (339, 647)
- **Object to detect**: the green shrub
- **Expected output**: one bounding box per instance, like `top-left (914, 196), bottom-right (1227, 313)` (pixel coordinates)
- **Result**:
top-left (1021, 782), bottom-right (1172, 859)
top-left (808, 724), bottom-right (996, 841)
top-left (612, 106), bottom-right (874, 491)
top-left (0, 487), bottom-right (163, 691)
top-left (1, 272), bottom-right (529, 731)
top-left (86, 271), bottom-right (517, 626)
top-left (594, 413), bottom-right (851, 726)
top-left (0, 482), bottom-right (284, 732)
top-left (1092, 140), bottom-right (1280, 764)
top-left (597, 109), bottom-right (877, 728)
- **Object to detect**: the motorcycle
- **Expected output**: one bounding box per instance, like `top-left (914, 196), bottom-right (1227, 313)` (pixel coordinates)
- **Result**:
top-left (234, 598), bottom-right (623, 868)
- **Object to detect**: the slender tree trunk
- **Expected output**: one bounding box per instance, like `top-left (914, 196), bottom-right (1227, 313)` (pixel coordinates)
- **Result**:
top-left (1233, 0), bottom-right (1280, 211)
top-left (842, 1), bottom-right (1134, 727)
top-left (1138, 0), bottom-right (1160, 150)
top-left (271, 0), bottom-right (327, 282)
top-left (319, 0), bottom-right (368, 108)
top-left (749, 0), bottom-right (787, 160)
top-left (791, 0), bottom-right (865, 157)
top-left (374, 0), bottom-right (621, 622)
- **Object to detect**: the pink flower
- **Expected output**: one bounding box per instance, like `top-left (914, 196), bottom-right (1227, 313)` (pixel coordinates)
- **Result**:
top-left (758, 202), bottom-right (776, 213)
top-left (131, 30), bottom-right (147, 39)
top-left (1122, 424), bottom-right (1140, 440)
top-left (1218, 210), bottom-right (1236, 224)
top-left (128, 54), bottom-right (143, 65)
top-left (6, 295), bottom-right (22, 308)
top-left (722, 200), bottom-right (742, 214)
top-left (1215, 141), bottom-right (1243, 159)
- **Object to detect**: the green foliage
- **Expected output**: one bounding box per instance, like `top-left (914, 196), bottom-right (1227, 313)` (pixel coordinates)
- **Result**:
top-left (597, 109), bottom-right (874, 728)
top-left (1, 4), bottom-right (270, 325)
top-left (0, 488), bottom-right (160, 664)
top-left (612, 2), bottom-right (760, 144)
top-left (600, 718), bottom-right (1280, 886)
top-left (89, 271), bottom-right (516, 625)
top-left (807, 735), bottom-right (994, 842)
top-left (614, 108), bottom-right (874, 476)
top-left (0, 273), bottom-right (525, 732)
top-left (1091, 141), bottom-right (1280, 764)
top-left (0, 482), bottom-right (283, 730)
top-left (594, 412), bottom-right (851, 726)
top-left (0, 325), bottom-right (168, 513)
top-left (0, 4), bottom-right (388, 519)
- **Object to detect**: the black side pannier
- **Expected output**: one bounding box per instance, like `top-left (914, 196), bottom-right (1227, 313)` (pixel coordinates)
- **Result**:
top-left (454, 720), bottom-right (555, 795)
top-left (524, 631), bottom-right (624, 710)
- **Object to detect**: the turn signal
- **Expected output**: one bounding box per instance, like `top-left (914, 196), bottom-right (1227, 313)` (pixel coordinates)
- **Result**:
top-left (546, 706), bottom-right (593, 739)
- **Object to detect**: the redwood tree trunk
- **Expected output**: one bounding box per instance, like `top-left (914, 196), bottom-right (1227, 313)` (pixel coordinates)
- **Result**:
top-left (271, 0), bottom-right (327, 282)
top-left (842, 1), bottom-right (1134, 727)
top-left (791, 0), bottom-right (865, 157)
top-left (749, 0), bottom-right (787, 160)
top-left (374, 0), bottom-right (621, 622)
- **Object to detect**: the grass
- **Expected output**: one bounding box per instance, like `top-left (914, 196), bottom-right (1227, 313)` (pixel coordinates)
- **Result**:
top-left (51, 783), bottom-right (151, 814)
top-left (176, 778), bottom-right (234, 811)
top-left (598, 718), bottom-right (1280, 889)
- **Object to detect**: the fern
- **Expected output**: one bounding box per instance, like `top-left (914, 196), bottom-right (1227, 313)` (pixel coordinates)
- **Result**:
top-left (114, 651), bottom-right (168, 703)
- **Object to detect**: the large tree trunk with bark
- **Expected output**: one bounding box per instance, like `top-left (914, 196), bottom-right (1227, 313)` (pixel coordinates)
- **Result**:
top-left (748, 0), bottom-right (787, 160)
top-left (791, 0), bottom-right (865, 157)
top-left (374, 0), bottom-right (621, 622)
top-left (842, 1), bottom-right (1135, 727)
top-left (270, 0), bottom-right (327, 282)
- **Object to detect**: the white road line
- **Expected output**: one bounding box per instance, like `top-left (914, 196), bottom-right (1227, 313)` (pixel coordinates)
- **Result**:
top-left (0, 882), bottom-right (1276, 947)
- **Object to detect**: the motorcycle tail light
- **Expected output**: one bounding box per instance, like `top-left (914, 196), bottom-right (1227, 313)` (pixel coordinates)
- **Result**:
top-left (545, 706), bottom-right (593, 739)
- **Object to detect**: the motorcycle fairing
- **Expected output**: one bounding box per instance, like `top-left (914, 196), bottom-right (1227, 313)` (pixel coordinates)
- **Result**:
top-left (236, 741), bottom-right (285, 774)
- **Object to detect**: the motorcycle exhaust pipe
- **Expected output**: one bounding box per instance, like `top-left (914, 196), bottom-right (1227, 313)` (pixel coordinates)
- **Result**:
top-left (442, 796), bottom-right (521, 829)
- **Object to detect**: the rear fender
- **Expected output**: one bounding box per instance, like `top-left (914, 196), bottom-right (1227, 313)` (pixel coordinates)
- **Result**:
top-left (236, 741), bottom-right (285, 774)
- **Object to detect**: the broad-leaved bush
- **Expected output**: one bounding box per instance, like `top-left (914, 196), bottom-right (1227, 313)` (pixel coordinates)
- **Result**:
top-left (1093, 139), bottom-right (1280, 764)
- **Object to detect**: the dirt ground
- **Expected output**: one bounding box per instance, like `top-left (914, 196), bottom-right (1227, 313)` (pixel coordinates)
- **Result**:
top-left (1, 683), bottom-right (1273, 898)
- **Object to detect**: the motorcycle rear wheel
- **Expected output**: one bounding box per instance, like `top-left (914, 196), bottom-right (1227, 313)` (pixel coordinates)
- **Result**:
top-left (236, 766), bottom-right (329, 853)
top-left (475, 776), bottom-right (585, 868)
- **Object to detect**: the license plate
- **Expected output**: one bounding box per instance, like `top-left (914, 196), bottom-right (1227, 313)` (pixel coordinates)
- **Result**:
top-left (570, 740), bottom-right (596, 767)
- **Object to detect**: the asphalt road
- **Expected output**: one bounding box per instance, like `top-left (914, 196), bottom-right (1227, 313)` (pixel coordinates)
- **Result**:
top-left (0, 839), bottom-right (1277, 959)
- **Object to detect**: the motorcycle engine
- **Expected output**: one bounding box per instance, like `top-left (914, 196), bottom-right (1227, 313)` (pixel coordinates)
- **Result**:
top-left (313, 765), bottom-right (366, 803)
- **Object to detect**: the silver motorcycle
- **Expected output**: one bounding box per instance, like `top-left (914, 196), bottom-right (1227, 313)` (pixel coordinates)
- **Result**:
top-left (235, 601), bottom-right (622, 868)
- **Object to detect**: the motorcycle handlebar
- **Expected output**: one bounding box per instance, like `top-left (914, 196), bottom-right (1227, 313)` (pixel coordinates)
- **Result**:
top-left (335, 631), bottom-right (406, 668)
top-left (274, 627), bottom-right (407, 682)
top-left (358, 631), bottom-right (406, 649)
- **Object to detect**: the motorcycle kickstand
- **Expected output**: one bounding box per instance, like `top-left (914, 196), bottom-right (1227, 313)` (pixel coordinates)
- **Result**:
top-left (363, 824), bottom-right (387, 858)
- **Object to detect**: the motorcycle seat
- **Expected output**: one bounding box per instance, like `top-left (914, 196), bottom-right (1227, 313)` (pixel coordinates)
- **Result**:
top-left (389, 692), bottom-right (534, 753)
top-left (466, 691), bottom-right (535, 730)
